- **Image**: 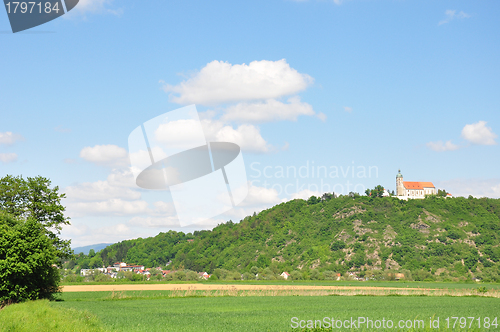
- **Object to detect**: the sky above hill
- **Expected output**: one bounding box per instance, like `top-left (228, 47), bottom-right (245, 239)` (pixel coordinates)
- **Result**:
top-left (1, 0), bottom-right (499, 247)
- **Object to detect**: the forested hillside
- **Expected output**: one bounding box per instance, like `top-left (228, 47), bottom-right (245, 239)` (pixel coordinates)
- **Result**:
top-left (68, 195), bottom-right (500, 281)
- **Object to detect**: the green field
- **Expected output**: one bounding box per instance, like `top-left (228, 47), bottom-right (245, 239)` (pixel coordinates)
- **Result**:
top-left (47, 291), bottom-right (500, 332)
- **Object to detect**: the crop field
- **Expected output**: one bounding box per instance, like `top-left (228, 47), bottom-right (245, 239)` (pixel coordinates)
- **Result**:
top-left (60, 280), bottom-right (500, 290)
top-left (46, 284), bottom-right (500, 332)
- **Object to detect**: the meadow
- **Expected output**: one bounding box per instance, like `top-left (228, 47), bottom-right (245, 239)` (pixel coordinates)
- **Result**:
top-left (2, 283), bottom-right (499, 332)
top-left (48, 286), bottom-right (500, 332)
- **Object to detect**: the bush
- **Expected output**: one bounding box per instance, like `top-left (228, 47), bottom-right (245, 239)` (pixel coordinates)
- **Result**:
top-left (323, 271), bottom-right (337, 280)
top-left (186, 271), bottom-right (199, 281)
top-left (290, 271), bottom-right (303, 280)
top-left (0, 213), bottom-right (60, 306)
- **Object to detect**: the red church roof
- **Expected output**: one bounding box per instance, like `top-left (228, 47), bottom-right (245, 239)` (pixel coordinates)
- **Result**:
top-left (403, 181), bottom-right (435, 190)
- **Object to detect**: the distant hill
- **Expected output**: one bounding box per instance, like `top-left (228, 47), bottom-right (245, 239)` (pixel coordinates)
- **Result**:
top-left (69, 195), bottom-right (500, 281)
top-left (72, 243), bottom-right (114, 255)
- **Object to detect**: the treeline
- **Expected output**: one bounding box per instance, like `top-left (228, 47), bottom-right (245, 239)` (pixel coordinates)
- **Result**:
top-left (65, 194), bottom-right (500, 282)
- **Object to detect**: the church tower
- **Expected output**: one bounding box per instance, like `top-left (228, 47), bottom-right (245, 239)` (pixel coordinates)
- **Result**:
top-left (396, 169), bottom-right (404, 196)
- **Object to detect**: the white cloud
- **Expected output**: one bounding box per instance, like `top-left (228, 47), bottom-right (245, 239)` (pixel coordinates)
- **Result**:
top-left (213, 123), bottom-right (271, 153)
top-left (163, 59), bottom-right (313, 105)
top-left (435, 179), bottom-right (500, 198)
top-left (62, 222), bottom-right (134, 247)
top-left (426, 140), bottom-right (460, 152)
top-left (80, 144), bottom-right (129, 168)
top-left (154, 119), bottom-right (207, 149)
top-left (0, 132), bottom-right (23, 146)
top-left (221, 97), bottom-right (315, 123)
top-left (289, 189), bottom-right (322, 200)
top-left (0, 153), bottom-right (17, 163)
top-left (106, 169), bottom-right (137, 188)
top-left (317, 112), bottom-right (327, 122)
top-left (64, 180), bottom-right (141, 201)
top-left (201, 120), bottom-right (272, 153)
top-left (344, 106), bottom-right (352, 113)
top-left (148, 116), bottom-right (272, 153)
top-left (239, 183), bottom-right (283, 207)
top-left (129, 216), bottom-right (179, 228)
top-left (439, 10), bottom-right (471, 25)
top-left (216, 183), bottom-right (284, 221)
top-left (67, 199), bottom-right (149, 217)
top-left (461, 121), bottom-right (497, 145)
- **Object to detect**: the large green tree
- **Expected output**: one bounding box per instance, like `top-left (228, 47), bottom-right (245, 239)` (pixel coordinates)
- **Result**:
top-left (0, 212), bottom-right (60, 306)
top-left (0, 175), bottom-right (71, 259)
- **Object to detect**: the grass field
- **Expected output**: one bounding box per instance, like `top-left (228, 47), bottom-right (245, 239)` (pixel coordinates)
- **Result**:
top-left (0, 300), bottom-right (106, 332)
top-left (48, 287), bottom-right (500, 332)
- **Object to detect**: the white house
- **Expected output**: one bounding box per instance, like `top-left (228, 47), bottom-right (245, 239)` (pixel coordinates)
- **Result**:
top-left (281, 271), bottom-right (290, 280)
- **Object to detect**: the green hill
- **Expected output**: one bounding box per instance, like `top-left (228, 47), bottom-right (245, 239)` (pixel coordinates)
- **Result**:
top-left (69, 195), bottom-right (500, 282)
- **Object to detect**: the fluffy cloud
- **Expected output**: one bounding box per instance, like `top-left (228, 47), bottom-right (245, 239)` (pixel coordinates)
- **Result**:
top-left (128, 216), bottom-right (179, 228)
top-left (439, 10), bottom-right (470, 25)
top-left (289, 189), bottom-right (322, 200)
top-left (435, 179), bottom-right (500, 198)
top-left (62, 222), bottom-right (135, 248)
top-left (154, 119), bottom-right (206, 150)
top-left (106, 169), bottom-right (137, 188)
top-left (80, 144), bottom-right (129, 168)
top-left (0, 153), bottom-right (18, 163)
top-left (239, 183), bottom-right (283, 207)
top-left (316, 112), bottom-right (327, 122)
top-left (163, 59), bottom-right (313, 105)
top-left (64, 180), bottom-right (141, 201)
top-left (200, 120), bottom-right (272, 153)
top-left (221, 97), bottom-right (315, 123)
top-left (147, 117), bottom-right (272, 153)
top-left (461, 121), bottom-right (497, 145)
top-left (214, 124), bottom-right (270, 153)
top-left (67, 199), bottom-right (149, 217)
top-left (0, 132), bottom-right (23, 146)
top-left (426, 140), bottom-right (460, 152)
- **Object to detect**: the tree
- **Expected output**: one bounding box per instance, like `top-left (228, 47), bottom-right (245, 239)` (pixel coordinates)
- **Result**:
top-left (0, 175), bottom-right (71, 259)
top-left (366, 185), bottom-right (385, 198)
top-left (0, 212), bottom-right (60, 306)
top-left (437, 189), bottom-right (448, 197)
top-left (307, 196), bottom-right (320, 205)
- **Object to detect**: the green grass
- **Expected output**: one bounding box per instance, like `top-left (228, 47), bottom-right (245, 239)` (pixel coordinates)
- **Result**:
top-left (0, 299), bottom-right (107, 332)
top-left (51, 293), bottom-right (500, 331)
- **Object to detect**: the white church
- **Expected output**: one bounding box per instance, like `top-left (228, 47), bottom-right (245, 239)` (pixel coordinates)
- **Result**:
top-left (396, 170), bottom-right (437, 199)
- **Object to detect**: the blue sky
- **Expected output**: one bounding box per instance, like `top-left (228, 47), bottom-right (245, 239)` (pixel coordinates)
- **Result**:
top-left (1, 0), bottom-right (499, 247)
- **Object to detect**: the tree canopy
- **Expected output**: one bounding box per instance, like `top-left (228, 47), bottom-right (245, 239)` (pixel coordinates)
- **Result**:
top-left (0, 175), bottom-right (70, 305)
top-left (0, 175), bottom-right (71, 259)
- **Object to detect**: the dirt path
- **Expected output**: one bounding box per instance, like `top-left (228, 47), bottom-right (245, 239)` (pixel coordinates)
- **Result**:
top-left (62, 284), bottom-right (428, 292)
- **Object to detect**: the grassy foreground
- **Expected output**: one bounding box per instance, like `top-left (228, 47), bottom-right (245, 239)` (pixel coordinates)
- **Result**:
top-left (0, 299), bottom-right (106, 332)
top-left (50, 291), bottom-right (499, 332)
